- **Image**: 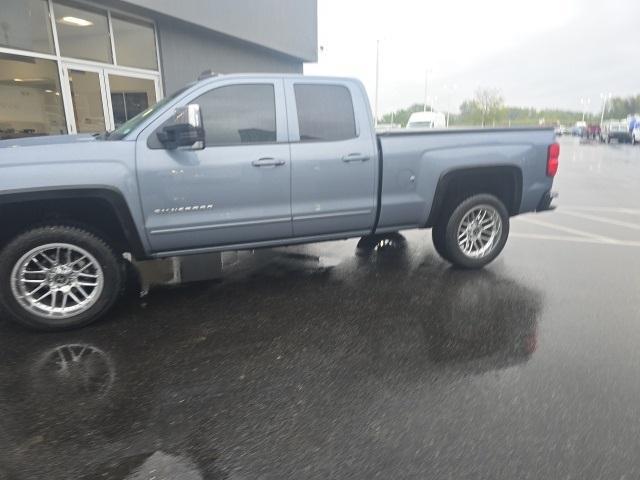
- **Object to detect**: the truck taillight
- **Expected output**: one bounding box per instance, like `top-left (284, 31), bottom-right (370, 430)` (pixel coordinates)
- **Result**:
top-left (547, 143), bottom-right (560, 177)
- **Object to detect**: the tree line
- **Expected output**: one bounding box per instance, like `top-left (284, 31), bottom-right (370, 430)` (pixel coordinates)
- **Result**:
top-left (607, 95), bottom-right (640, 120)
top-left (379, 89), bottom-right (640, 128)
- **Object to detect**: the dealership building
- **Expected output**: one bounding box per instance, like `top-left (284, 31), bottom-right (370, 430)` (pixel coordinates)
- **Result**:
top-left (0, 0), bottom-right (317, 140)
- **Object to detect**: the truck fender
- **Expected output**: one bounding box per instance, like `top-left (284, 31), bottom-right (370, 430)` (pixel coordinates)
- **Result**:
top-left (425, 165), bottom-right (523, 227)
top-left (0, 187), bottom-right (148, 259)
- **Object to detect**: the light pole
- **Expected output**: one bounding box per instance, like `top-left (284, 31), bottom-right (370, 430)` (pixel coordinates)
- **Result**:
top-left (423, 68), bottom-right (432, 112)
top-left (580, 97), bottom-right (591, 122)
top-left (444, 83), bottom-right (457, 127)
top-left (600, 92), bottom-right (612, 126)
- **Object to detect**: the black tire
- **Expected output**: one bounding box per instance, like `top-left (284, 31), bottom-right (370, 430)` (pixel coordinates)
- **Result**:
top-left (356, 232), bottom-right (407, 258)
top-left (433, 194), bottom-right (509, 269)
top-left (431, 224), bottom-right (452, 262)
top-left (0, 225), bottom-right (124, 331)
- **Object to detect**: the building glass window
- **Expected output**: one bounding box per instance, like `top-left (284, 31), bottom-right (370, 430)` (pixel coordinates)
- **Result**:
top-left (0, 0), bottom-right (55, 54)
top-left (111, 15), bottom-right (158, 70)
top-left (0, 53), bottom-right (67, 140)
top-left (53, 0), bottom-right (112, 63)
top-left (108, 74), bottom-right (157, 128)
top-left (0, 1), bottom-right (161, 139)
top-left (67, 69), bottom-right (106, 134)
top-left (196, 85), bottom-right (276, 146)
top-left (294, 84), bottom-right (356, 142)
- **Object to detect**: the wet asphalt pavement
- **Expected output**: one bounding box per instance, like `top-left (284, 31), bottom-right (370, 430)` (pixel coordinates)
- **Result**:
top-left (1, 137), bottom-right (640, 479)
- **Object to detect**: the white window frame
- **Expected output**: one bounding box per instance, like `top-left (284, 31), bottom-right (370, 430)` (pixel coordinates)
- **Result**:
top-left (60, 63), bottom-right (111, 134)
top-left (103, 68), bottom-right (162, 132)
top-left (0, 0), bottom-right (164, 135)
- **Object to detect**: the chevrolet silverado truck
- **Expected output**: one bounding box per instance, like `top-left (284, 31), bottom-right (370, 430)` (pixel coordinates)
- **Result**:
top-left (0, 74), bottom-right (559, 330)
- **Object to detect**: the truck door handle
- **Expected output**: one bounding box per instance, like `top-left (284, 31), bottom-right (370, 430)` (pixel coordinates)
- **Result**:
top-left (342, 153), bottom-right (370, 163)
top-left (252, 157), bottom-right (285, 167)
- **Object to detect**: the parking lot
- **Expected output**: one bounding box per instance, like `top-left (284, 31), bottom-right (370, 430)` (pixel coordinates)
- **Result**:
top-left (0, 137), bottom-right (639, 479)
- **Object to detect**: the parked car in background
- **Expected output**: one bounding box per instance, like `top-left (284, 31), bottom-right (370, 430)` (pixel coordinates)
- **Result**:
top-left (571, 121), bottom-right (586, 137)
top-left (554, 125), bottom-right (568, 136)
top-left (601, 120), bottom-right (631, 143)
top-left (632, 125), bottom-right (640, 145)
top-left (406, 111), bottom-right (447, 129)
top-left (586, 124), bottom-right (601, 140)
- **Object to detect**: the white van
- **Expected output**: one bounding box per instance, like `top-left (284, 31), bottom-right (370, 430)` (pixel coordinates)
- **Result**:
top-left (406, 111), bottom-right (447, 129)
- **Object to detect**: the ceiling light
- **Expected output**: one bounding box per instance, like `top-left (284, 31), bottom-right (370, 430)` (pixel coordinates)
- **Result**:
top-left (13, 78), bottom-right (23, 82)
top-left (60, 16), bottom-right (93, 27)
top-left (45, 89), bottom-right (53, 93)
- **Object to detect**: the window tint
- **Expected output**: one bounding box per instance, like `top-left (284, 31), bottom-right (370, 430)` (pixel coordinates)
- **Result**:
top-left (195, 84), bottom-right (276, 146)
top-left (294, 84), bottom-right (356, 142)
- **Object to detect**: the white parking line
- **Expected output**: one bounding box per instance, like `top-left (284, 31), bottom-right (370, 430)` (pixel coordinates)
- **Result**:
top-left (556, 210), bottom-right (640, 231)
top-left (562, 206), bottom-right (640, 215)
top-left (515, 216), bottom-right (617, 242)
top-left (510, 233), bottom-right (640, 248)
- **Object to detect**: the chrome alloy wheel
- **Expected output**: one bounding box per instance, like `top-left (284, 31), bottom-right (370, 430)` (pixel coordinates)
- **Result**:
top-left (10, 243), bottom-right (104, 319)
top-left (456, 205), bottom-right (503, 259)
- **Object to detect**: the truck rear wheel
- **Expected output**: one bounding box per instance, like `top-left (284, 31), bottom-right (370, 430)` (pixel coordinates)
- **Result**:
top-left (0, 225), bottom-right (124, 331)
top-left (432, 194), bottom-right (509, 269)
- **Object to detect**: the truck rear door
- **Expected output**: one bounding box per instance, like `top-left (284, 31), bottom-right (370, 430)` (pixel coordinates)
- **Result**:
top-left (284, 80), bottom-right (378, 237)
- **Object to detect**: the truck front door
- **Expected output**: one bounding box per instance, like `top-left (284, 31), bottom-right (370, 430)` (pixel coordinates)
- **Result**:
top-left (284, 80), bottom-right (378, 237)
top-left (136, 79), bottom-right (292, 253)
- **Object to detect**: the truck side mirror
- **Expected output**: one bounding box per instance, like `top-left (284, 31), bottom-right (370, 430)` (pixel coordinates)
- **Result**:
top-left (157, 104), bottom-right (205, 150)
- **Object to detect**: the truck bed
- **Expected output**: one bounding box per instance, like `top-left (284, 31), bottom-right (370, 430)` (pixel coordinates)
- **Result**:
top-left (374, 127), bottom-right (556, 231)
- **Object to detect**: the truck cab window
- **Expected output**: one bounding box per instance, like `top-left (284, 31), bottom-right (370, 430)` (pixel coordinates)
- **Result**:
top-left (195, 84), bottom-right (276, 146)
top-left (294, 84), bottom-right (356, 142)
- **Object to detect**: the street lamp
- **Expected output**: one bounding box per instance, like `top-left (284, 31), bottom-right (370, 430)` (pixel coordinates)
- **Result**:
top-left (599, 92), bottom-right (612, 126)
top-left (580, 97), bottom-right (591, 122)
top-left (427, 96), bottom-right (438, 112)
top-left (444, 83), bottom-right (458, 127)
top-left (423, 68), bottom-right (433, 112)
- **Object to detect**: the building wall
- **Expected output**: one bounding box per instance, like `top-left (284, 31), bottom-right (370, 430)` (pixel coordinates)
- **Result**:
top-left (122, 0), bottom-right (317, 63)
top-left (156, 18), bottom-right (303, 94)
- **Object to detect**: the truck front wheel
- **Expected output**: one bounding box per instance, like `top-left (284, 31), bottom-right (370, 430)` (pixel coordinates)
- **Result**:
top-left (432, 194), bottom-right (509, 269)
top-left (0, 225), bottom-right (124, 331)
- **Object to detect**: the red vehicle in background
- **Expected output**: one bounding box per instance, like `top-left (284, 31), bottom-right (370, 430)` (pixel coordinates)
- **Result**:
top-left (586, 124), bottom-right (601, 140)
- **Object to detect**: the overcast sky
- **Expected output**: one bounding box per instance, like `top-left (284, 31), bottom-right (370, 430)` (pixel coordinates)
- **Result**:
top-left (304, 0), bottom-right (639, 116)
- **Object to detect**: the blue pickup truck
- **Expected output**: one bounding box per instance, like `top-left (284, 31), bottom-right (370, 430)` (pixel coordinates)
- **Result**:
top-left (0, 74), bottom-right (559, 330)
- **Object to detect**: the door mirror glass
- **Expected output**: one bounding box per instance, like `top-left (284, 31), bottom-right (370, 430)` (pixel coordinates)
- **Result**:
top-left (157, 104), bottom-right (204, 150)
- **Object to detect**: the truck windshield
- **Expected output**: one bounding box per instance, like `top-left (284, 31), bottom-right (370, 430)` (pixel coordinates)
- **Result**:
top-left (106, 86), bottom-right (190, 140)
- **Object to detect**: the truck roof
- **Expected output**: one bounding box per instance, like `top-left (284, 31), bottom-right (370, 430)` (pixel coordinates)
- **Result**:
top-left (194, 73), bottom-right (360, 86)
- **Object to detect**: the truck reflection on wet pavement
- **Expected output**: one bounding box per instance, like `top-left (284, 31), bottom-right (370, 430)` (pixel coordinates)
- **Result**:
top-left (0, 233), bottom-right (543, 479)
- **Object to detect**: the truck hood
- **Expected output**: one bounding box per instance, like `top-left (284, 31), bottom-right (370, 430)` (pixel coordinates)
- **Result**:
top-left (0, 134), bottom-right (98, 149)
top-left (0, 132), bottom-right (135, 174)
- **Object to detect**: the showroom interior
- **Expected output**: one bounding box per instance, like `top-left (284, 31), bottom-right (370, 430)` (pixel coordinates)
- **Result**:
top-left (0, 0), bottom-right (317, 140)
